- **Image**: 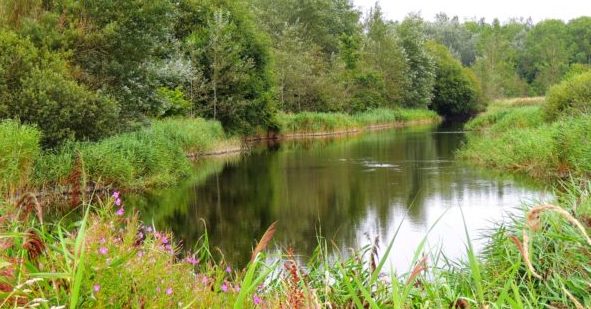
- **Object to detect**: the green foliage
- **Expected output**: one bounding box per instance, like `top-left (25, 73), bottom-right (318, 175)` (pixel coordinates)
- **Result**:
top-left (523, 20), bottom-right (573, 93)
top-left (397, 14), bottom-right (436, 108)
top-left (0, 120), bottom-right (41, 194)
top-left (34, 118), bottom-right (232, 189)
top-left (0, 30), bottom-right (118, 147)
top-left (544, 71), bottom-right (591, 121)
top-left (181, 0), bottom-right (276, 132)
top-left (156, 87), bottom-right (192, 117)
top-left (427, 41), bottom-right (485, 116)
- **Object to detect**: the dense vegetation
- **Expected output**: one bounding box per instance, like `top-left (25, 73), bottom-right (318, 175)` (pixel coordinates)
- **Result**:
top-left (2, 0), bottom-right (589, 148)
top-left (1, 0), bottom-right (591, 308)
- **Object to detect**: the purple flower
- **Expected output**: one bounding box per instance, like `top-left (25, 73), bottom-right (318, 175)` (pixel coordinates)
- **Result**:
top-left (186, 256), bottom-right (199, 265)
top-left (166, 287), bottom-right (173, 295)
top-left (93, 284), bottom-right (101, 293)
top-left (225, 266), bottom-right (232, 273)
top-left (221, 282), bottom-right (228, 292)
top-left (99, 247), bottom-right (108, 255)
top-left (112, 191), bottom-right (120, 199)
top-left (116, 208), bottom-right (124, 216)
top-left (253, 295), bottom-right (262, 305)
top-left (99, 237), bottom-right (106, 244)
top-left (161, 236), bottom-right (168, 244)
top-left (115, 198), bottom-right (122, 206)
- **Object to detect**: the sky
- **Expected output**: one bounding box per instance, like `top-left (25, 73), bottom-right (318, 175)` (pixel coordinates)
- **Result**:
top-left (352, 0), bottom-right (591, 23)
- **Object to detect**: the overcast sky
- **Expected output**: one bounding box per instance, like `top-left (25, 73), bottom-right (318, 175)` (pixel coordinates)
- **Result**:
top-left (352, 0), bottom-right (590, 23)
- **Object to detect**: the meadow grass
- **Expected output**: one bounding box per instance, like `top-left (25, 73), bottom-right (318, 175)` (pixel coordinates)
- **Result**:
top-left (276, 108), bottom-right (439, 134)
top-left (0, 120), bottom-right (41, 195)
top-left (460, 98), bottom-right (591, 180)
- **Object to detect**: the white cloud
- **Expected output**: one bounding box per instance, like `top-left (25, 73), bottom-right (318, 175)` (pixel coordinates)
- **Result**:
top-left (352, 0), bottom-right (591, 23)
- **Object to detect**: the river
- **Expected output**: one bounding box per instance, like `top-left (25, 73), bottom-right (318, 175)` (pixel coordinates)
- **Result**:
top-left (128, 122), bottom-right (550, 271)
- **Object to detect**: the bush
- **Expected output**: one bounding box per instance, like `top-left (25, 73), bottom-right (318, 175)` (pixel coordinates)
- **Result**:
top-left (0, 120), bottom-right (41, 194)
top-left (427, 42), bottom-right (484, 116)
top-left (0, 30), bottom-right (119, 147)
top-left (544, 71), bottom-right (591, 121)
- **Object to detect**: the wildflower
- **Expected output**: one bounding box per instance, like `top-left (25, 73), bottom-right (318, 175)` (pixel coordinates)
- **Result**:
top-left (161, 236), bottom-right (168, 244)
top-left (99, 237), bottom-right (106, 244)
top-left (253, 295), bottom-right (262, 305)
top-left (225, 266), bottom-right (232, 274)
top-left (186, 256), bottom-right (199, 265)
top-left (166, 287), bottom-right (173, 295)
top-left (116, 208), bottom-right (124, 216)
top-left (115, 198), bottom-right (122, 206)
top-left (146, 226), bottom-right (153, 233)
top-left (221, 282), bottom-right (228, 292)
top-left (99, 247), bottom-right (108, 255)
top-left (93, 284), bottom-right (100, 293)
top-left (112, 191), bottom-right (120, 199)
top-left (137, 251), bottom-right (144, 258)
top-left (201, 276), bottom-right (209, 285)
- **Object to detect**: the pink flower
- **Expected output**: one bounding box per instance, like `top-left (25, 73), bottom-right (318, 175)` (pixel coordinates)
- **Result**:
top-left (225, 266), bottom-right (232, 273)
top-left (93, 284), bottom-right (100, 293)
top-left (166, 287), bottom-right (173, 295)
top-left (99, 237), bottom-right (106, 244)
top-left (116, 208), bottom-right (124, 216)
top-left (99, 247), bottom-right (108, 255)
top-left (201, 276), bottom-right (209, 285)
top-left (253, 295), bottom-right (262, 305)
top-left (186, 256), bottom-right (199, 265)
top-left (115, 198), bottom-right (122, 206)
top-left (146, 226), bottom-right (153, 233)
top-left (161, 236), bottom-right (168, 244)
top-left (221, 282), bottom-right (228, 292)
top-left (112, 191), bottom-right (120, 199)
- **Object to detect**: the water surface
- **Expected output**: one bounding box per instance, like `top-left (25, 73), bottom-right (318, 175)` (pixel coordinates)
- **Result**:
top-left (129, 122), bottom-right (550, 270)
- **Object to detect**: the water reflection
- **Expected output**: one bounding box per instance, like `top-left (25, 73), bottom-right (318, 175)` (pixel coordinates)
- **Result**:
top-left (128, 122), bottom-right (550, 270)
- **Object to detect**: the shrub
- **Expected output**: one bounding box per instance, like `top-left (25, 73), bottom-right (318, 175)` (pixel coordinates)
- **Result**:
top-left (0, 30), bottom-right (119, 147)
top-left (427, 42), bottom-right (484, 117)
top-left (0, 120), bottom-right (41, 194)
top-left (544, 71), bottom-right (591, 121)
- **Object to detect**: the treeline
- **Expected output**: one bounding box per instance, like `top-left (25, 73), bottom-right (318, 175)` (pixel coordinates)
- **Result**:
top-left (0, 0), bottom-right (589, 147)
top-left (425, 14), bottom-right (591, 99)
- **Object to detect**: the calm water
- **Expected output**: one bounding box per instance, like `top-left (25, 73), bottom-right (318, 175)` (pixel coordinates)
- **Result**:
top-left (129, 122), bottom-right (550, 270)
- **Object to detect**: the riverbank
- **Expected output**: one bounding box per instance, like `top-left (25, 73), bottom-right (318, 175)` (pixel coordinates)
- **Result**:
top-left (459, 97), bottom-right (591, 181)
top-left (0, 108), bottom-right (439, 202)
top-left (2, 98), bottom-right (591, 307)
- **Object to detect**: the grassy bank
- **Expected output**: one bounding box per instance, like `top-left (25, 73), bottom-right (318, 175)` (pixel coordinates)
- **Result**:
top-left (1, 109), bottom-right (439, 200)
top-left (460, 98), bottom-right (591, 180)
top-left (276, 108), bottom-right (439, 135)
top-left (0, 118), bottom-right (235, 200)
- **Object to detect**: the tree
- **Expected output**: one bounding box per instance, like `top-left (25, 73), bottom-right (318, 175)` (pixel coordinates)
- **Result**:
top-left (427, 41), bottom-right (484, 116)
top-left (361, 4), bottom-right (409, 106)
top-left (523, 20), bottom-right (573, 93)
top-left (568, 17), bottom-right (591, 64)
top-left (180, 0), bottom-right (276, 132)
top-left (396, 14), bottom-right (435, 108)
top-left (0, 30), bottom-right (118, 147)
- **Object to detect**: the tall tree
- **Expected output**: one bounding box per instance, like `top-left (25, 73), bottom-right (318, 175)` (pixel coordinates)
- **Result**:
top-left (397, 14), bottom-right (435, 108)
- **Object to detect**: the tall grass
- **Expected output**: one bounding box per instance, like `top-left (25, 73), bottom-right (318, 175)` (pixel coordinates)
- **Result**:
top-left (0, 120), bottom-right (41, 195)
top-left (32, 118), bottom-right (234, 190)
top-left (277, 108), bottom-right (439, 134)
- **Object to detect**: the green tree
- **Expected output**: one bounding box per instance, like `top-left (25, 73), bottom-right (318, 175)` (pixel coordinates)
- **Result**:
top-left (396, 14), bottom-right (435, 108)
top-left (180, 0), bottom-right (276, 132)
top-left (427, 41), bottom-right (484, 116)
top-left (568, 17), bottom-right (591, 64)
top-left (523, 19), bottom-right (573, 93)
top-left (0, 30), bottom-right (118, 147)
top-left (361, 4), bottom-right (410, 107)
